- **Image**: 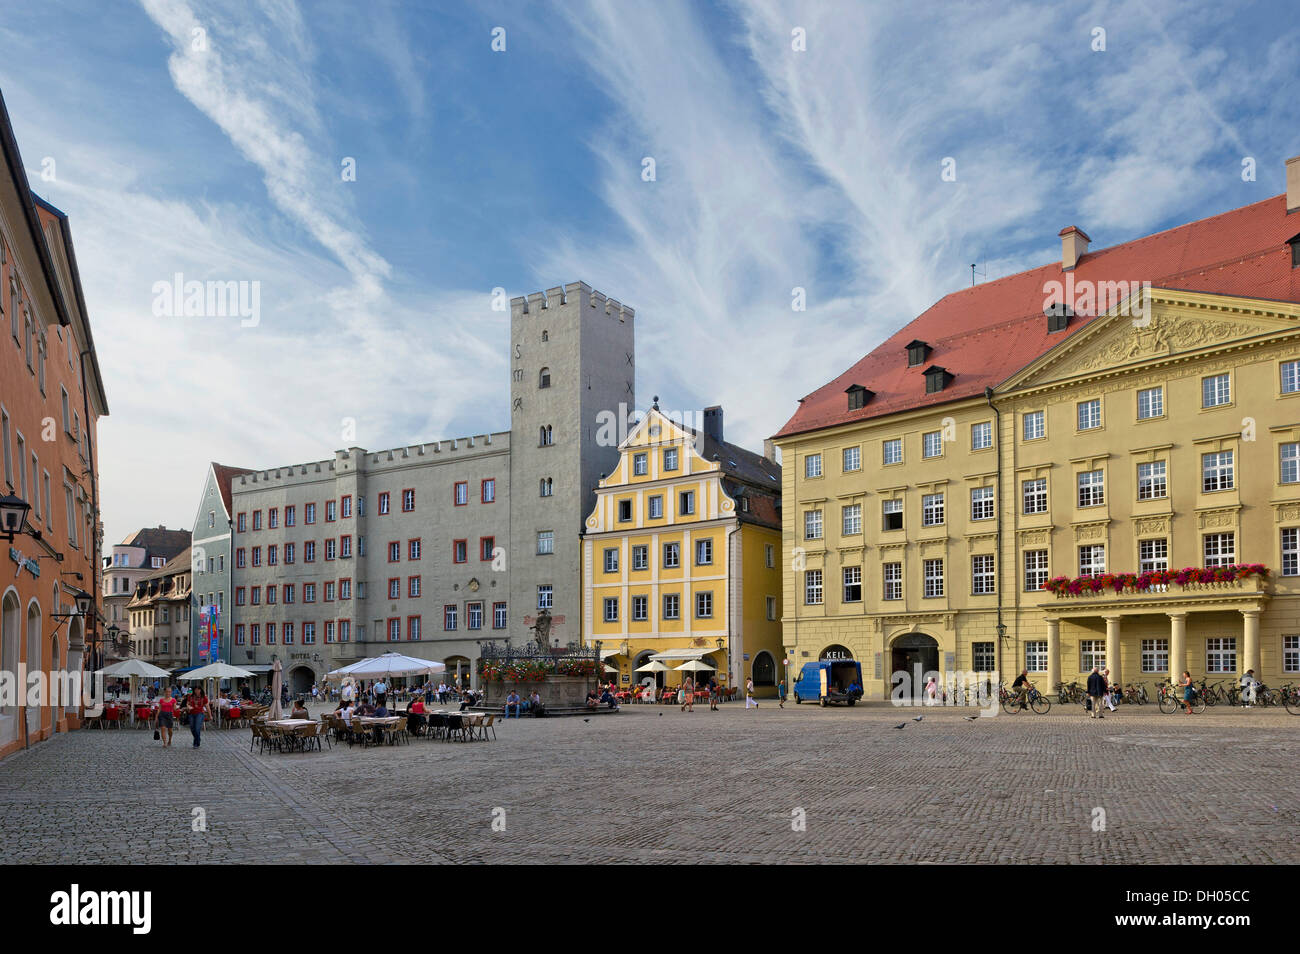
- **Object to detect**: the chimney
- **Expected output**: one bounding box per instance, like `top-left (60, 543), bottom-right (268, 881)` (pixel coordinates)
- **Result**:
top-left (1287, 156), bottom-right (1300, 213)
top-left (702, 405), bottom-right (723, 444)
top-left (763, 438), bottom-right (776, 462)
top-left (1059, 226), bottom-right (1090, 270)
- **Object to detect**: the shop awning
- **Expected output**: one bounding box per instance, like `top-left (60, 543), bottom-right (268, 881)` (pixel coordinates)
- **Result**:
top-left (598, 648), bottom-right (623, 659)
top-left (649, 647), bottom-right (724, 661)
top-left (239, 665), bottom-right (274, 674)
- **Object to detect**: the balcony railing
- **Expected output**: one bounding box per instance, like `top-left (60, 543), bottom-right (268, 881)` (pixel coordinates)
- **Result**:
top-left (1047, 564), bottom-right (1270, 598)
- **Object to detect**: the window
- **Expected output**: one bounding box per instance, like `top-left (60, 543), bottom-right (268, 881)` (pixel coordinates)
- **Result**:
top-left (307, 538), bottom-right (321, 563)
top-left (1141, 639), bottom-right (1169, 673)
top-left (481, 478), bottom-right (495, 503)
top-left (1282, 360), bottom-right (1300, 395)
top-left (842, 566), bottom-right (862, 602)
top-left (843, 446), bottom-right (861, 472)
top-left (1283, 528), bottom-right (1298, 576)
top-left (236, 548), bottom-right (246, 568)
top-left (387, 541), bottom-right (400, 562)
top-left (617, 499), bottom-right (633, 522)
top-left (804, 510), bottom-right (823, 539)
top-left (339, 579), bottom-right (351, 600)
top-left (973, 642), bottom-right (996, 672)
top-left (1022, 477), bottom-right (1047, 514)
top-left (882, 499), bottom-right (903, 531)
top-left (604, 548), bottom-right (619, 573)
top-left (603, 598), bottom-right (619, 623)
top-left (971, 421), bottom-right (992, 450)
top-left (633, 453), bottom-right (648, 476)
top-left (453, 540), bottom-right (468, 563)
top-left (303, 583), bottom-right (315, 603)
top-left (237, 512), bottom-right (247, 533)
top-left (663, 542), bottom-right (680, 568)
top-left (631, 545), bottom-right (648, 571)
top-left (539, 477), bottom-right (552, 496)
top-left (1080, 640), bottom-right (1106, 671)
top-left (1138, 461), bottom-right (1167, 500)
top-left (842, 504), bottom-right (862, 536)
top-left (663, 448), bottom-right (678, 471)
top-left (1024, 550), bottom-right (1049, 591)
top-left (765, 544), bottom-right (775, 568)
top-left (679, 491), bottom-right (695, 516)
top-left (923, 559), bottom-right (944, 598)
top-left (324, 621), bottom-right (335, 643)
top-left (1078, 544), bottom-right (1106, 575)
top-left (1280, 443), bottom-right (1299, 484)
top-left (305, 502), bottom-right (317, 524)
top-left (444, 605), bottom-right (458, 630)
top-left (1025, 642), bottom-right (1047, 673)
top-left (695, 591), bottom-right (713, 618)
top-left (251, 546), bottom-right (262, 567)
top-left (480, 537), bottom-right (494, 561)
top-left (1206, 637), bottom-right (1237, 673)
top-left (334, 535), bottom-right (349, 558)
top-left (284, 542), bottom-right (296, 564)
top-left (285, 505), bottom-right (296, 526)
top-left (324, 539), bottom-right (336, 561)
top-left (1283, 635), bottom-right (1299, 673)
top-left (662, 593), bottom-right (680, 620)
top-left (467, 603), bottom-right (483, 630)
top-left (805, 454), bottom-right (822, 478)
top-left (1202, 373), bottom-right (1231, 408)
top-left (401, 489), bottom-right (415, 512)
top-left (493, 603), bottom-right (507, 629)
top-left (1077, 399), bottom-right (1101, 430)
top-left (539, 425), bottom-right (553, 446)
top-left (378, 492), bottom-right (390, 515)
top-left (922, 431), bottom-right (942, 458)
top-left (883, 438), bottom-right (903, 465)
top-left (1023, 411), bottom-right (1045, 441)
top-left (537, 531), bottom-right (554, 555)
top-left (251, 586), bottom-right (261, 606)
top-left (235, 625), bottom-right (245, 646)
top-left (1203, 532), bottom-right (1235, 567)
top-left (341, 495), bottom-right (352, 518)
top-left (1077, 470), bottom-right (1105, 507)
top-left (802, 569), bottom-right (822, 604)
top-left (922, 493), bottom-right (944, 526)
top-left (538, 367), bottom-right (551, 388)
top-left (970, 486), bottom-right (994, 521)
top-left (537, 585), bottom-right (552, 609)
top-left (250, 624), bottom-right (260, 646)
top-left (971, 554), bottom-right (995, 594)
top-left (339, 620), bottom-right (351, 642)
top-left (324, 582), bottom-right (335, 601)
top-left (1137, 386), bottom-right (1164, 420)
top-left (325, 500), bottom-right (336, 522)
top-left (648, 495), bottom-right (663, 519)
top-left (266, 544), bottom-right (278, 566)
top-left (631, 595), bottom-right (648, 621)
top-left (388, 578), bottom-right (401, 600)
top-left (1139, 538), bottom-right (1168, 573)
top-left (695, 538), bottom-right (713, 565)
top-left (1202, 451), bottom-right (1234, 492)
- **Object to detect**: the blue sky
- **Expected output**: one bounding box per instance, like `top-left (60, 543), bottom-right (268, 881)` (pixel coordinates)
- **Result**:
top-left (0, 0), bottom-right (1296, 547)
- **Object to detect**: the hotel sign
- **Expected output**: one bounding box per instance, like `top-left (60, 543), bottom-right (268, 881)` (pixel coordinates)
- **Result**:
top-left (9, 547), bottom-right (39, 578)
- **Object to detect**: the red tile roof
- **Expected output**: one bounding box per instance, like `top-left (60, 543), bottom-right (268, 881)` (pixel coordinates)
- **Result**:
top-left (775, 194), bottom-right (1300, 439)
top-left (212, 462), bottom-right (254, 519)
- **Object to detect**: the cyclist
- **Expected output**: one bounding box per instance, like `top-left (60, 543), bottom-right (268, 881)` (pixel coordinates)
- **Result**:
top-left (1011, 670), bottom-right (1033, 710)
top-left (1240, 669), bottom-right (1260, 708)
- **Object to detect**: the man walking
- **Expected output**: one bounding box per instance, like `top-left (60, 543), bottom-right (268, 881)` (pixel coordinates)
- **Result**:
top-left (745, 677), bottom-right (758, 709)
top-left (1086, 666), bottom-right (1107, 719)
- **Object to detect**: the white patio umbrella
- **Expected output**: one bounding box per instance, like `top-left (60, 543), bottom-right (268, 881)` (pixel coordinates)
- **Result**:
top-left (674, 659), bottom-right (715, 672)
top-left (96, 659), bottom-right (169, 723)
top-left (179, 662), bottom-right (256, 727)
top-left (269, 659), bottom-right (283, 721)
top-left (326, 652), bottom-right (446, 680)
top-left (634, 660), bottom-right (669, 673)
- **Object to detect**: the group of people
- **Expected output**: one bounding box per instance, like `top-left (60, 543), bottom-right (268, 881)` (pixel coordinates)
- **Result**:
top-left (506, 689), bottom-right (546, 717)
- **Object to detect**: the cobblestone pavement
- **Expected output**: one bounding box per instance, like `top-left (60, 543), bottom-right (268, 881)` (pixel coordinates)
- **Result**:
top-left (0, 701), bottom-right (1295, 864)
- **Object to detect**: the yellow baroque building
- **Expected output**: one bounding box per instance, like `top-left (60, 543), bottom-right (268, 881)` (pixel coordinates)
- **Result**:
top-left (774, 164), bottom-right (1300, 701)
top-left (582, 404), bottom-right (784, 696)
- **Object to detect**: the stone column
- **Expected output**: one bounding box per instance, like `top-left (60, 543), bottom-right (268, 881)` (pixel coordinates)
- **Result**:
top-left (1104, 616), bottom-right (1122, 686)
top-left (1045, 618), bottom-right (1061, 693)
top-left (1241, 610), bottom-right (1261, 676)
top-left (1168, 612), bottom-right (1187, 682)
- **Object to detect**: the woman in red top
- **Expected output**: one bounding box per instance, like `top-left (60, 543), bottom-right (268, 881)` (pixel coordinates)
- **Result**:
top-left (187, 690), bottom-right (209, 748)
top-left (156, 694), bottom-right (177, 747)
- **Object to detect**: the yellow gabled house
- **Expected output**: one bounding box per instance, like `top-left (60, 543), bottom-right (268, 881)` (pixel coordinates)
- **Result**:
top-left (582, 404), bottom-right (784, 696)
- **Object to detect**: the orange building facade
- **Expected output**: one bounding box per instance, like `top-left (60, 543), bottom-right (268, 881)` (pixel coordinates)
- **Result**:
top-left (0, 91), bottom-right (109, 757)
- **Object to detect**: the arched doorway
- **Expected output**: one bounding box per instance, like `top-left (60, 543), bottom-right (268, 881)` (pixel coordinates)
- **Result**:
top-left (1, 589), bottom-right (19, 746)
top-left (632, 650), bottom-right (663, 689)
top-left (820, 644), bottom-right (853, 660)
top-left (752, 651), bottom-right (776, 686)
top-left (26, 601), bottom-right (43, 737)
top-left (890, 632), bottom-right (940, 700)
top-left (445, 655), bottom-right (470, 689)
top-left (289, 666), bottom-right (315, 697)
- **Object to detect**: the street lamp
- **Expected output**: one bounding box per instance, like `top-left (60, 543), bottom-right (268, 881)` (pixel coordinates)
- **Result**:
top-left (0, 493), bottom-right (32, 541)
top-left (996, 621), bottom-right (1007, 641)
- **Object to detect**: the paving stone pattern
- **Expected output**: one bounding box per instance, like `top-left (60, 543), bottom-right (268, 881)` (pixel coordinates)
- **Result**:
top-left (0, 702), bottom-right (1295, 864)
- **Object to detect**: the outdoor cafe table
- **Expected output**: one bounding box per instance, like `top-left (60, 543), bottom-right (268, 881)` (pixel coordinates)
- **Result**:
top-left (266, 719), bottom-right (316, 728)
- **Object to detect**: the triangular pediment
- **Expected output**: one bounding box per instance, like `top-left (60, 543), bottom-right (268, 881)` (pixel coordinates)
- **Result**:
top-left (1003, 288), bottom-right (1300, 390)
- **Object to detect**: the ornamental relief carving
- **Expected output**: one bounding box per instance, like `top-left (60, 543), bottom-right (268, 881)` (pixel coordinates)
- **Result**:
top-left (1016, 529), bottom-right (1050, 545)
top-left (1132, 516), bottom-right (1170, 535)
top-left (1196, 508), bottom-right (1240, 530)
top-left (1073, 523), bottom-right (1108, 541)
top-left (1275, 504), bottom-right (1300, 523)
top-left (1071, 315), bottom-right (1258, 374)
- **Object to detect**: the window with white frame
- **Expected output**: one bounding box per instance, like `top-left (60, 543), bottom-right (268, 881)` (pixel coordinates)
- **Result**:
top-left (1283, 635), bottom-right (1299, 673)
top-left (631, 595), bottom-right (648, 621)
top-left (695, 591), bottom-right (713, 618)
top-left (1280, 443), bottom-right (1299, 484)
top-left (923, 558), bottom-right (944, 598)
top-left (843, 446), bottom-right (860, 472)
top-left (1078, 544), bottom-right (1105, 575)
top-left (662, 593), bottom-right (680, 619)
top-left (1025, 641), bottom-right (1048, 673)
top-left (537, 531), bottom-right (554, 555)
top-left (1080, 640), bottom-right (1106, 671)
top-left (1137, 386), bottom-right (1164, 420)
top-left (1077, 470), bottom-right (1105, 507)
top-left (1202, 373), bottom-right (1231, 408)
top-left (970, 486), bottom-right (994, 521)
top-left (663, 447), bottom-right (678, 471)
top-left (633, 453), bottom-right (647, 476)
top-left (922, 493), bottom-right (944, 526)
top-left (1138, 461), bottom-right (1167, 500)
top-left (1283, 528), bottom-right (1298, 576)
top-left (603, 597), bottom-right (619, 623)
top-left (804, 509), bottom-right (823, 539)
top-left (678, 490), bottom-right (695, 516)
top-left (842, 566), bottom-right (862, 602)
top-left (972, 642), bottom-right (995, 671)
top-left (766, 596), bottom-right (777, 620)
top-left (804, 569), bottom-right (823, 605)
top-left (922, 431), bottom-right (943, 458)
top-left (882, 498), bottom-right (903, 531)
top-left (971, 554), bottom-right (995, 594)
top-left (1022, 477), bottom-right (1047, 514)
top-left (1141, 639), bottom-right (1169, 673)
top-left (1023, 550), bottom-right (1048, 590)
top-left (1206, 637), bottom-right (1237, 673)
top-left (537, 585), bottom-right (552, 610)
top-left (1139, 538), bottom-right (1168, 573)
top-left (648, 495), bottom-right (663, 519)
top-left (1203, 532), bottom-right (1235, 567)
top-left (632, 545), bottom-right (648, 571)
top-left (663, 542), bottom-right (680, 568)
top-left (603, 548), bottom-right (619, 573)
top-left (1023, 410), bottom-right (1045, 441)
top-left (971, 421), bottom-right (992, 450)
top-left (1282, 360), bottom-right (1300, 395)
top-left (882, 438), bottom-right (902, 465)
top-left (1202, 451), bottom-right (1234, 492)
top-left (842, 504), bottom-right (861, 535)
top-left (805, 453), bottom-right (822, 478)
top-left (1077, 399), bottom-right (1101, 430)
top-left (695, 539), bottom-right (713, 565)
top-left (882, 562), bottom-right (902, 600)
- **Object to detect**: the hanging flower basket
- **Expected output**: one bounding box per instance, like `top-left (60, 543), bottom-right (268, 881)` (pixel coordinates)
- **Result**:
top-left (1045, 564), bottom-right (1268, 596)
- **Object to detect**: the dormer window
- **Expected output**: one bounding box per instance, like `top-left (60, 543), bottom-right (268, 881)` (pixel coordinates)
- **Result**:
top-left (1289, 233), bottom-right (1300, 269)
top-left (1045, 301), bottom-right (1073, 333)
top-left (923, 365), bottom-right (952, 394)
top-left (906, 340), bottom-right (931, 367)
top-left (845, 384), bottom-right (872, 411)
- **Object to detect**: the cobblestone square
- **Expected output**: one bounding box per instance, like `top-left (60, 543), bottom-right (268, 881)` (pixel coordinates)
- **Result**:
top-left (0, 703), bottom-right (1295, 864)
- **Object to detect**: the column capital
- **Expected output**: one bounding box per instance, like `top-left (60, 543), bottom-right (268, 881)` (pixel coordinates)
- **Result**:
top-left (1167, 611), bottom-right (1188, 620)
top-left (1239, 608), bottom-right (1262, 619)
top-left (1103, 615), bottom-right (1122, 624)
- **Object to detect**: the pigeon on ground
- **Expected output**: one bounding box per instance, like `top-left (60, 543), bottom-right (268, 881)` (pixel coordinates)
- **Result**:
top-left (963, 715), bottom-right (979, 721)
top-left (658, 712), bottom-right (663, 716)
top-left (583, 718), bottom-right (590, 723)
top-left (912, 715), bottom-right (923, 722)
top-left (893, 723), bottom-right (906, 729)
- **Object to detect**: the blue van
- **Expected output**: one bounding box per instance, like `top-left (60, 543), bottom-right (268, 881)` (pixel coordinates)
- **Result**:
top-left (791, 660), bottom-right (864, 706)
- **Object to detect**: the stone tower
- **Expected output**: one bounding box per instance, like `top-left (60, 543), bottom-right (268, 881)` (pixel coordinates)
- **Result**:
top-left (508, 282), bottom-right (634, 648)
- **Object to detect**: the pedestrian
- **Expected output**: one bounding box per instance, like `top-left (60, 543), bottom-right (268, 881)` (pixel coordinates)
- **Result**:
top-left (155, 692), bottom-right (176, 747)
top-left (924, 675), bottom-right (938, 706)
top-left (187, 686), bottom-right (209, 746)
top-left (1240, 669), bottom-right (1259, 708)
top-left (745, 677), bottom-right (757, 709)
top-left (1086, 666), bottom-right (1106, 719)
top-left (1101, 668), bottom-right (1118, 713)
top-left (1180, 670), bottom-right (1195, 714)
top-left (681, 677), bottom-right (695, 712)
top-left (778, 679), bottom-right (787, 709)
top-left (341, 679), bottom-right (355, 705)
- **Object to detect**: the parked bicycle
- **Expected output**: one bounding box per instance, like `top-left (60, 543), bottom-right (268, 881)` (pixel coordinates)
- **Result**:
top-left (1281, 683), bottom-right (1300, 715)
top-left (1158, 681), bottom-right (1206, 713)
top-left (1056, 681), bottom-right (1085, 705)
